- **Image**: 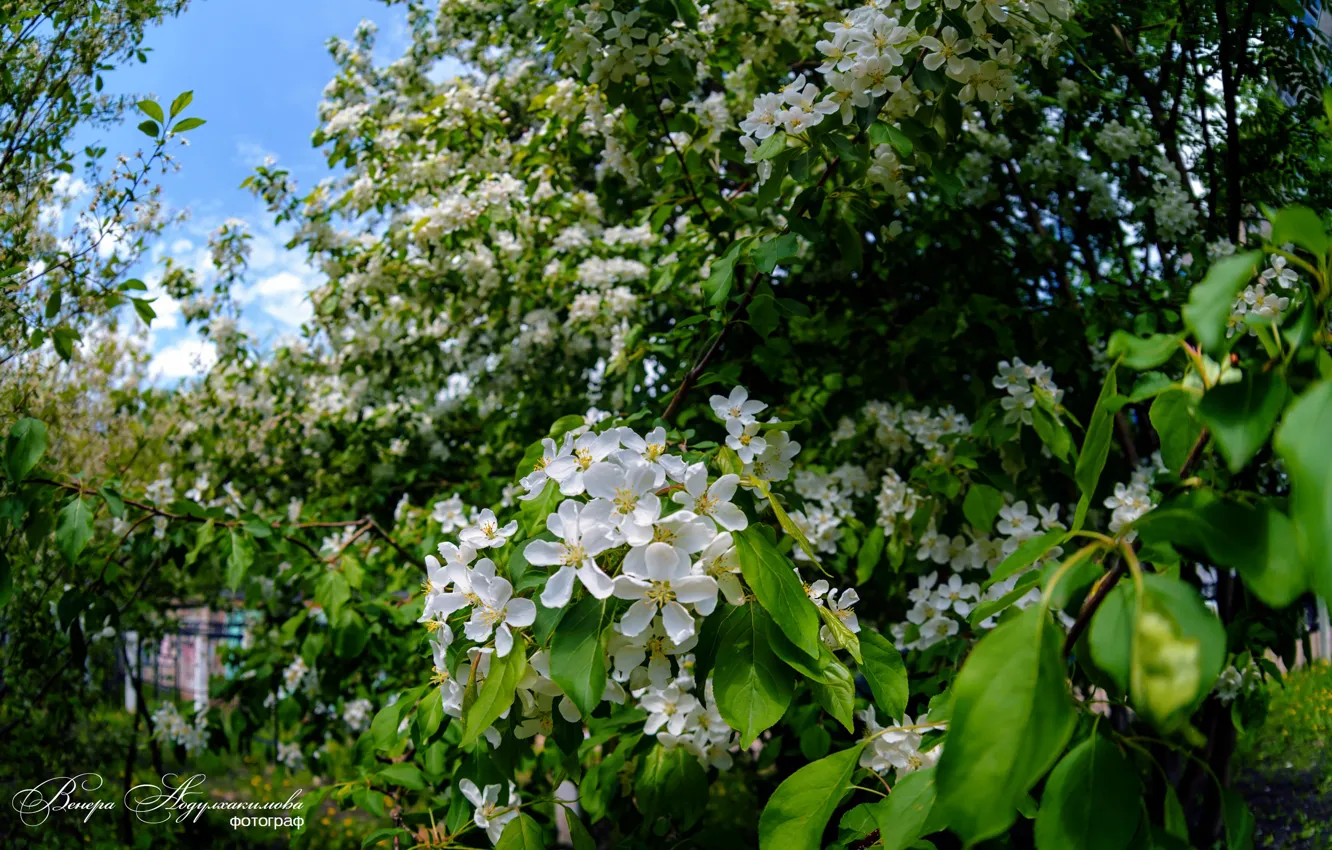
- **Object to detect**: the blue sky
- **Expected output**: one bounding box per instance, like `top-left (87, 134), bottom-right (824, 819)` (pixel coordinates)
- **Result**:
top-left (84, 0), bottom-right (450, 379)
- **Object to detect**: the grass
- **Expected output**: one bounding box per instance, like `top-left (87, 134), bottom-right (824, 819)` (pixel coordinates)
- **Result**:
top-left (1235, 661), bottom-right (1332, 849)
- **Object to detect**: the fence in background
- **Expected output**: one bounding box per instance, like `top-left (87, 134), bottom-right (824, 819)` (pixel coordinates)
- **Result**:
top-left (119, 607), bottom-right (253, 711)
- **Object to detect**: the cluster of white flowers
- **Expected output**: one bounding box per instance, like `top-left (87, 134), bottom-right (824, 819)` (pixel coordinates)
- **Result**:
top-left (432, 494), bottom-right (476, 534)
top-left (1213, 660), bottom-right (1263, 703)
top-left (875, 468), bottom-right (921, 532)
top-left (342, 697), bottom-right (373, 732)
top-left (789, 465), bottom-right (873, 560)
top-left (843, 399), bottom-right (970, 462)
top-left (413, 386), bottom-right (847, 816)
top-left (1094, 120), bottom-right (1145, 161)
top-left (279, 655), bottom-right (318, 699)
top-left (993, 357), bottom-right (1062, 426)
top-left (1228, 255), bottom-right (1299, 337)
top-left (738, 0), bottom-right (1068, 190)
top-left (277, 741), bottom-right (304, 771)
top-left (888, 497), bottom-right (1069, 651)
top-left (859, 707), bottom-right (944, 775)
top-left (151, 702), bottom-right (208, 755)
top-left (1103, 455), bottom-right (1165, 538)
top-left (1148, 157), bottom-right (1198, 241)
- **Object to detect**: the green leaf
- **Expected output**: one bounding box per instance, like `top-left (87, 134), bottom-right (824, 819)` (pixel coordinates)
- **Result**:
top-left (808, 662), bottom-right (855, 733)
top-left (1222, 788), bottom-right (1255, 850)
top-left (462, 646), bottom-right (526, 746)
top-left (370, 700), bottom-right (406, 748)
top-left (1107, 331), bottom-right (1183, 370)
top-left (817, 604), bottom-right (861, 664)
top-left (51, 326), bottom-right (79, 361)
top-left (634, 743), bottom-right (708, 827)
top-left (869, 767), bottom-right (937, 850)
top-left (734, 527), bottom-right (823, 658)
top-left (715, 445), bottom-right (743, 476)
top-left (962, 484), bottom-right (1004, 534)
top-left (934, 606), bottom-right (1076, 843)
top-left (1150, 388), bottom-right (1203, 473)
top-left (1164, 785), bottom-right (1188, 840)
top-left (334, 609), bottom-right (370, 658)
top-left (495, 813), bottom-right (546, 849)
top-left (1031, 405), bottom-right (1072, 462)
top-left (1274, 382), bottom-right (1332, 602)
top-left (169, 90), bottom-right (194, 119)
top-left (137, 120), bottom-right (159, 138)
top-left (1034, 735), bottom-right (1141, 850)
top-left (56, 496), bottom-right (94, 564)
top-left (860, 628), bottom-right (908, 722)
top-left (757, 743), bottom-right (865, 850)
top-left (376, 763), bottom-right (424, 791)
top-left (753, 479), bottom-right (823, 567)
top-left (969, 571), bottom-right (1043, 627)
top-left (704, 238), bottom-right (751, 306)
top-left (131, 297), bottom-right (156, 326)
top-left (854, 525), bottom-right (885, 584)
top-left (5, 417), bottom-right (48, 483)
top-left (1087, 583), bottom-right (1133, 693)
top-left (362, 828), bottom-right (409, 849)
top-left (549, 596), bottom-right (609, 719)
top-left (98, 486), bottom-right (125, 519)
top-left (753, 131), bottom-right (787, 161)
top-left (0, 551), bottom-right (11, 609)
top-left (1197, 371), bottom-right (1287, 474)
top-left (1127, 372), bottom-right (1173, 403)
top-left (171, 116), bottom-right (207, 132)
top-left (565, 811), bottom-right (595, 850)
top-left (713, 604), bottom-right (795, 746)
top-left (983, 529), bottom-right (1066, 589)
top-left (1075, 366), bottom-right (1118, 505)
top-left (226, 529), bottom-right (253, 589)
top-left (752, 233), bottom-right (799, 274)
top-left (1270, 206), bottom-right (1329, 257)
top-left (747, 294), bottom-right (780, 339)
top-left (1182, 251), bottom-right (1260, 352)
top-left (137, 99), bottom-right (164, 122)
top-left (519, 479), bottom-right (562, 536)
top-left (316, 571), bottom-right (351, 619)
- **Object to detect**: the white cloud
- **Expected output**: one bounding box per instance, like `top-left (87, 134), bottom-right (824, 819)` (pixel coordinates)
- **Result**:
top-left (150, 336), bottom-right (217, 381)
top-left (427, 57), bottom-right (469, 85)
top-left (239, 271), bottom-right (314, 326)
top-left (235, 139), bottom-right (278, 168)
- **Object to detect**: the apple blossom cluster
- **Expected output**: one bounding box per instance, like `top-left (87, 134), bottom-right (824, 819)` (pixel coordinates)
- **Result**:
top-left (859, 707), bottom-right (944, 776)
top-left (411, 387), bottom-right (906, 805)
top-left (789, 465), bottom-right (875, 561)
top-left (1213, 660), bottom-right (1264, 703)
top-left (836, 399), bottom-right (970, 462)
top-left (1094, 120), bottom-right (1146, 162)
top-left (341, 697), bottom-right (374, 732)
top-left (993, 357), bottom-right (1062, 426)
top-left (1147, 156), bottom-right (1198, 241)
top-left (738, 0), bottom-right (1069, 188)
top-left (279, 655), bottom-right (318, 699)
top-left (277, 741), bottom-right (304, 771)
top-left (1228, 255), bottom-right (1300, 337)
top-left (151, 702), bottom-right (209, 755)
top-left (888, 497), bottom-right (1070, 652)
top-left (1103, 455), bottom-right (1165, 538)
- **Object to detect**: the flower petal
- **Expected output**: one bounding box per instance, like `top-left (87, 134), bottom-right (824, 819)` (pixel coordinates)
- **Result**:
top-left (539, 565), bottom-right (577, 609)
top-left (619, 599), bottom-right (657, 636)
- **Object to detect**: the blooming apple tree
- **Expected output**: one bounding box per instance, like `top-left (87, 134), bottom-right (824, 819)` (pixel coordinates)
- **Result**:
top-left (8, 0), bottom-right (1332, 848)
